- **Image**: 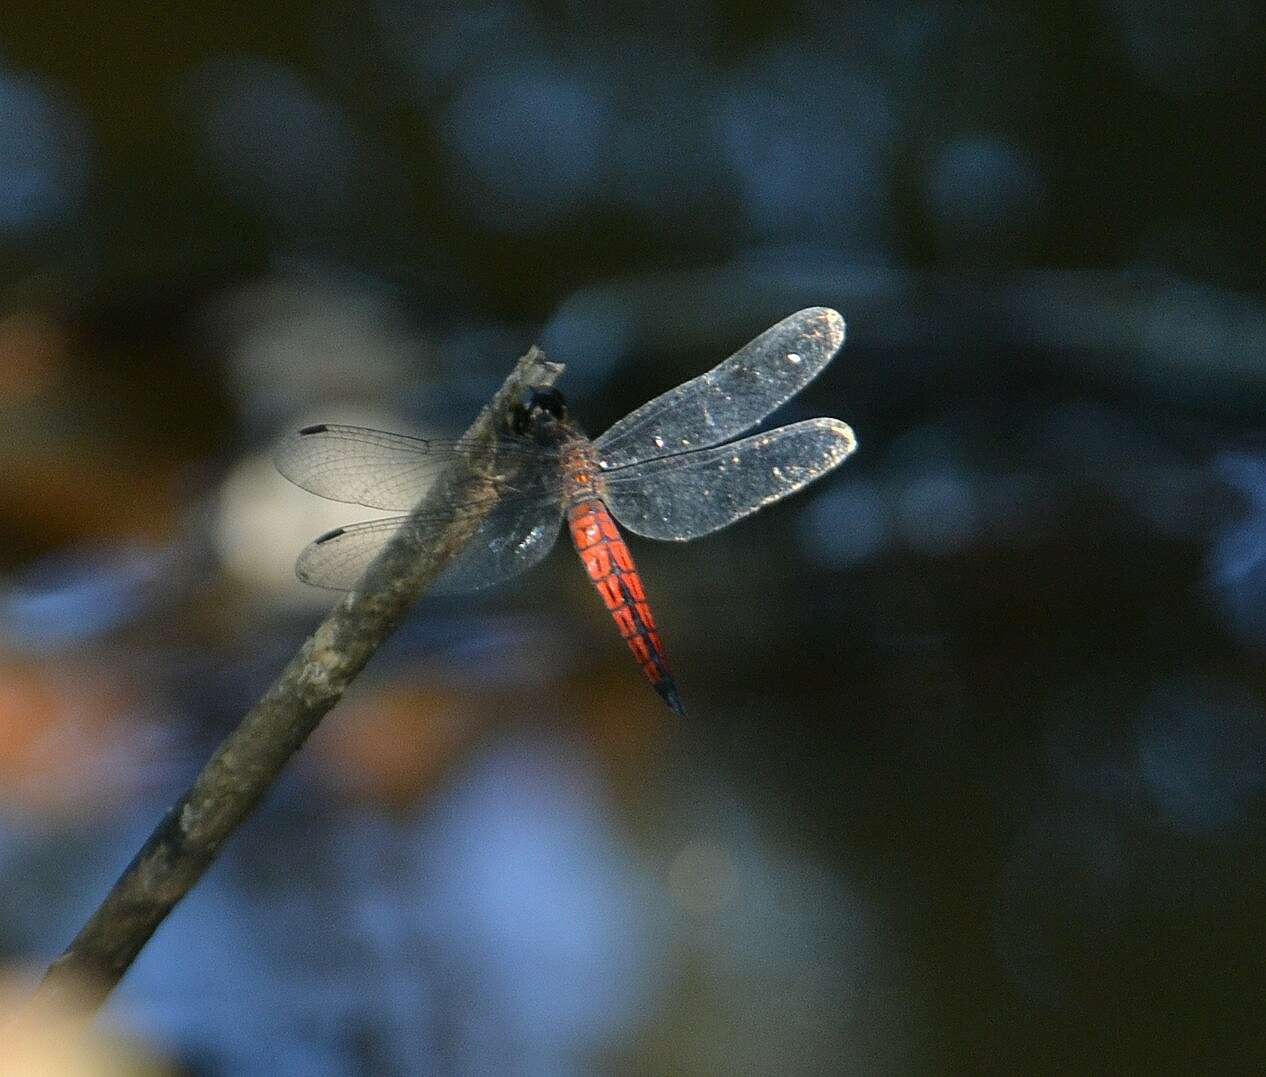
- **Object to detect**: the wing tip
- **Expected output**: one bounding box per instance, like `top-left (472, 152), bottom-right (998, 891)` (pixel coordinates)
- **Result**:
top-left (836, 418), bottom-right (858, 454)
top-left (816, 417), bottom-right (858, 461)
top-left (779, 307), bottom-right (846, 363)
top-left (815, 307), bottom-right (846, 350)
top-left (295, 551), bottom-right (354, 590)
top-left (274, 424), bottom-right (329, 479)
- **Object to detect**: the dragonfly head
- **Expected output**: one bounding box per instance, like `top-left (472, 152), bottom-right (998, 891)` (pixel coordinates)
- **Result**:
top-left (511, 386), bottom-right (569, 439)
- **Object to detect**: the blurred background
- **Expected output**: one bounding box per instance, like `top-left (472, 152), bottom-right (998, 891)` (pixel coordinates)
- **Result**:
top-left (2, 1), bottom-right (1265, 1073)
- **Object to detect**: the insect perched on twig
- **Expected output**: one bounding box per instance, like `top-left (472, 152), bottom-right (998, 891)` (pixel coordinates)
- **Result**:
top-left (277, 308), bottom-right (856, 715)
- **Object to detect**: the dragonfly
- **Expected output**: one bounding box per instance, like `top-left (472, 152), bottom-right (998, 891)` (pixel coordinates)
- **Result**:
top-left (275, 307), bottom-right (855, 717)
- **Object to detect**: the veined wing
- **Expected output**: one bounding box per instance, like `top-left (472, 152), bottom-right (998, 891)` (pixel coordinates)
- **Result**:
top-left (601, 418), bottom-right (855, 541)
top-left (593, 308), bottom-right (845, 471)
top-left (275, 423), bottom-right (554, 511)
top-left (295, 489), bottom-right (565, 591)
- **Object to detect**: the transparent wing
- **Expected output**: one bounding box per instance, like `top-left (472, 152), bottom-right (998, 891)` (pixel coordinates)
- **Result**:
top-left (433, 488), bottom-right (564, 594)
top-left (294, 491), bottom-right (564, 591)
top-left (295, 517), bottom-right (408, 590)
top-left (594, 308), bottom-right (845, 471)
top-left (601, 418), bottom-right (856, 541)
top-left (275, 423), bottom-right (552, 511)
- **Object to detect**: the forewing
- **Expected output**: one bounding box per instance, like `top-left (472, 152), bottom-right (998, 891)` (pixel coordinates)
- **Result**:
top-left (601, 418), bottom-right (856, 541)
top-left (594, 308), bottom-right (845, 470)
top-left (275, 423), bottom-right (548, 511)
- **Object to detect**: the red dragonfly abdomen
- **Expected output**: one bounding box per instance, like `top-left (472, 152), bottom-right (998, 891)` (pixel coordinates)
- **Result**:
top-left (567, 497), bottom-right (684, 717)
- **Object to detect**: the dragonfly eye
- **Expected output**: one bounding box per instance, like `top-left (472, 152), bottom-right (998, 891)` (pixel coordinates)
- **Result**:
top-left (512, 386), bottom-right (568, 434)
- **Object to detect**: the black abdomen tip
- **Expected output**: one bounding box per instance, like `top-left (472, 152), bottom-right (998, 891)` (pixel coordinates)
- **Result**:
top-left (659, 681), bottom-right (686, 718)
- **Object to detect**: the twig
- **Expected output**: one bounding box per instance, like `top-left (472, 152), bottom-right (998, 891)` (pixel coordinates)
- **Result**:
top-left (32, 346), bottom-right (564, 1014)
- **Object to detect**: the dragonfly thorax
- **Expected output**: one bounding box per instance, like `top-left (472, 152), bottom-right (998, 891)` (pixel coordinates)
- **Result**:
top-left (560, 436), bottom-right (605, 506)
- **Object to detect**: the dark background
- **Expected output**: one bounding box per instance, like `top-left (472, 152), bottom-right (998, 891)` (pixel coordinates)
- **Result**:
top-left (3, 2), bottom-right (1265, 1073)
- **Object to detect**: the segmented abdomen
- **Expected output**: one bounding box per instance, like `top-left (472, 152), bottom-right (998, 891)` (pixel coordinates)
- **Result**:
top-left (567, 498), bottom-right (684, 716)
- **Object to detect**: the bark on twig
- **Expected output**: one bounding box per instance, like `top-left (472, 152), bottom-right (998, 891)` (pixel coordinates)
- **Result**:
top-left (33, 347), bottom-right (564, 1014)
